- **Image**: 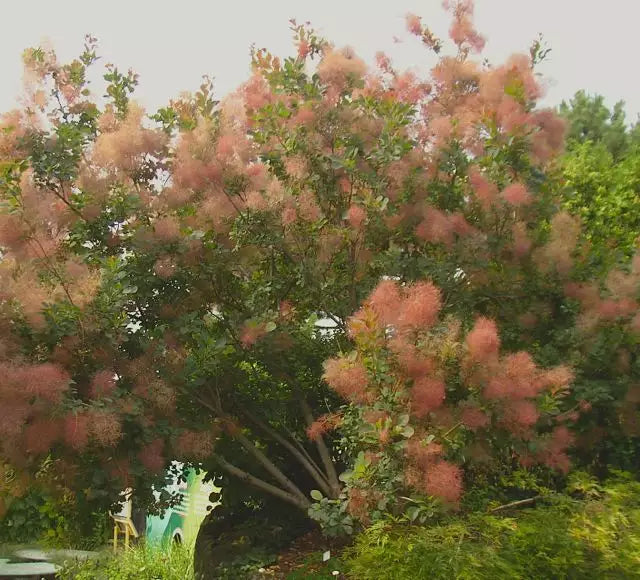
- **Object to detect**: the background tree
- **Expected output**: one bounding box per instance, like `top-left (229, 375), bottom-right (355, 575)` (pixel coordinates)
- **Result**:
top-left (557, 92), bottom-right (640, 267)
top-left (558, 90), bottom-right (639, 161)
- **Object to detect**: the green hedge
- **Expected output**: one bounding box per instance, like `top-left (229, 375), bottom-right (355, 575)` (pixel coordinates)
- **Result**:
top-left (345, 473), bottom-right (640, 579)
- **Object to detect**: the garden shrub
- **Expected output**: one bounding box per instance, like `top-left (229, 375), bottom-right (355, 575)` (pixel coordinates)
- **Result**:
top-left (0, 487), bottom-right (108, 549)
top-left (344, 472), bottom-right (640, 579)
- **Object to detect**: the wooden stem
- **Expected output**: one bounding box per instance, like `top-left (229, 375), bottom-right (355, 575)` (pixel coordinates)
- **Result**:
top-left (214, 455), bottom-right (310, 510)
top-left (488, 496), bottom-right (541, 513)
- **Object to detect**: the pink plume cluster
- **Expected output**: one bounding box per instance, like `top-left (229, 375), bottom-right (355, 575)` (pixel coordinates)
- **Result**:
top-left (317, 47), bottom-right (367, 90)
top-left (89, 370), bottom-right (117, 399)
top-left (323, 357), bottom-right (370, 403)
top-left (177, 430), bottom-right (215, 460)
top-left (93, 103), bottom-right (166, 174)
top-left (87, 410), bottom-right (122, 447)
top-left (331, 276), bottom-right (580, 512)
top-left (465, 317), bottom-right (500, 362)
top-left (411, 377), bottom-right (446, 417)
top-left (307, 413), bottom-right (343, 441)
top-left (63, 412), bottom-right (91, 451)
top-left (444, 0), bottom-right (485, 53)
top-left (397, 281), bottom-right (443, 331)
top-left (405, 437), bottom-right (462, 503)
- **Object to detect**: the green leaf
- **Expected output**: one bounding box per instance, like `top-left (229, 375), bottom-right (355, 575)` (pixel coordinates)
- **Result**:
top-left (310, 489), bottom-right (323, 501)
top-left (407, 506), bottom-right (420, 522)
top-left (402, 425), bottom-right (415, 438)
top-left (338, 471), bottom-right (352, 483)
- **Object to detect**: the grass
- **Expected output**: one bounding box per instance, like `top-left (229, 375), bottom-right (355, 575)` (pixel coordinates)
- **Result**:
top-left (55, 541), bottom-right (195, 580)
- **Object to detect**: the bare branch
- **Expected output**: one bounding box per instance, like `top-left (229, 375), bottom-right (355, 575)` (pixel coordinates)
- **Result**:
top-left (53, 180), bottom-right (84, 219)
top-left (233, 429), bottom-right (309, 504)
top-left (300, 397), bottom-right (341, 497)
top-left (240, 407), bottom-right (335, 498)
top-left (26, 235), bottom-right (76, 307)
top-left (184, 389), bottom-right (312, 505)
top-left (283, 426), bottom-right (328, 483)
top-left (488, 496), bottom-right (541, 513)
top-left (214, 455), bottom-right (310, 510)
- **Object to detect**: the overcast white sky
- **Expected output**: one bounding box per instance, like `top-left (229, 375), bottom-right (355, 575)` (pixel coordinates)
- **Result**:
top-left (1, 0), bottom-right (637, 120)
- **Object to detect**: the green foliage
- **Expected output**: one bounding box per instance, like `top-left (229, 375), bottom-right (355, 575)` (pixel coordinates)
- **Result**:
top-left (0, 482), bottom-right (107, 549)
top-left (345, 473), bottom-right (640, 579)
top-left (528, 33), bottom-right (552, 68)
top-left (560, 140), bottom-right (640, 264)
top-left (56, 542), bottom-right (195, 580)
top-left (559, 90), bottom-right (639, 160)
top-left (558, 90), bottom-right (640, 264)
top-left (308, 490), bottom-right (354, 537)
top-left (210, 549), bottom-right (277, 579)
top-left (38, 491), bottom-right (110, 550)
top-left (103, 64), bottom-right (139, 117)
top-left (0, 490), bottom-right (50, 544)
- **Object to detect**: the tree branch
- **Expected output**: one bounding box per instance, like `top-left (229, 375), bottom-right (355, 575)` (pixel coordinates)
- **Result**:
top-left (282, 426), bottom-right (328, 485)
top-left (442, 422), bottom-right (462, 440)
top-left (184, 389), bottom-right (312, 504)
top-left (488, 495), bottom-right (541, 513)
top-left (239, 407), bottom-right (335, 498)
top-left (53, 180), bottom-right (84, 219)
top-left (300, 397), bottom-right (341, 497)
top-left (214, 455), bottom-right (310, 510)
top-left (26, 235), bottom-right (76, 307)
top-left (232, 429), bottom-right (310, 504)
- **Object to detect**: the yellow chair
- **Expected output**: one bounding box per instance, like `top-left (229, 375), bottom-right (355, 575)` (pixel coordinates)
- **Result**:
top-left (110, 488), bottom-right (139, 552)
